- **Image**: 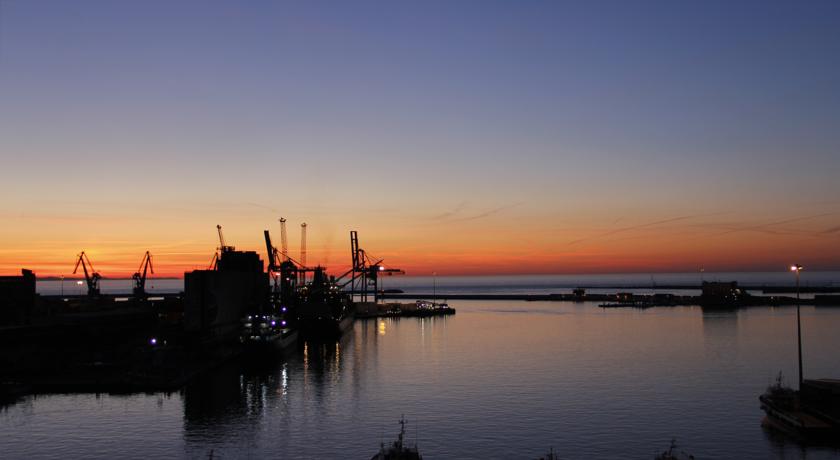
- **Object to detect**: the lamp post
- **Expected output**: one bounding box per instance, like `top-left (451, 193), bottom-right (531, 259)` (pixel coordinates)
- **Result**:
top-left (432, 272), bottom-right (437, 306)
top-left (790, 264), bottom-right (803, 388)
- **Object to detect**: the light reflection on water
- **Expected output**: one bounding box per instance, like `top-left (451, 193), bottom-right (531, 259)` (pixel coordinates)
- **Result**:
top-left (2, 301), bottom-right (840, 459)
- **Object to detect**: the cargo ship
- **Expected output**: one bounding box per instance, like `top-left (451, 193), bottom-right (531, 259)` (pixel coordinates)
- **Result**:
top-left (295, 267), bottom-right (354, 339)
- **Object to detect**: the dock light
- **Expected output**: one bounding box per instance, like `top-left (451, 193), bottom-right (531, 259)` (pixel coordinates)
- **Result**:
top-left (379, 266), bottom-right (384, 271)
top-left (150, 338), bottom-right (157, 345)
top-left (76, 281), bottom-right (83, 285)
top-left (281, 320), bottom-right (287, 326)
top-left (790, 264), bottom-right (803, 272)
top-left (281, 307), bottom-right (287, 312)
top-left (271, 320), bottom-right (276, 326)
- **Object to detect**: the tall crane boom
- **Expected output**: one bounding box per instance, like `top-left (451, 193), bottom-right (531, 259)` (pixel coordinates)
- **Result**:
top-left (351, 230), bottom-right (360, 271)
top-left (279, 217), bottom-right (289, 262)
top-left (264, 230), bottom-right (278, 272)
top-left (72, 251), bottom-right (101, 296)
top-left (132, 251), bottom-right (154, 297)
top-left (300, 222), bottom-right (307, 268)
top-left (217, 224), bottom-right (234, 253)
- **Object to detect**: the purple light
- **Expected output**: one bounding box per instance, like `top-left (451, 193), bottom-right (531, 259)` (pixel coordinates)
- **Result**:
top-left (281, 307), bottom-right (287, 312)
top-left (271, 321), bottom-right (276, 326)
top-left (281, 320), bottom-right (287, 326)
top-left (150, 338), bottom-right (157, 345)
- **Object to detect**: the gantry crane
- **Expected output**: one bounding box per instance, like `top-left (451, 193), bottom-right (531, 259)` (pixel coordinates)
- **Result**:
top-left (73, 251), bottom-right (102, 296)
top-left (339, 231), bottom-right (404, 302)
top-left (132, 251), bottom-right (154, 297)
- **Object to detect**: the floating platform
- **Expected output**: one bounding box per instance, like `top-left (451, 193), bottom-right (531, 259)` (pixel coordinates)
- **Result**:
top-left (355, 301), bottom-right (456, 318)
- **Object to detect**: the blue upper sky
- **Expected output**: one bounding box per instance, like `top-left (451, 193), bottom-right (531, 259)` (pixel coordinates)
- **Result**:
top-left (1, 1), bottom-right (839, 274)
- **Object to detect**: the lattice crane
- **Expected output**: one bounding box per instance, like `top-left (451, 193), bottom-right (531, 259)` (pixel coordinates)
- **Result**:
top-left (217, 224), bottom-right (235, 253)
top-left (279, 217), bottom-right (289, 262)
top-left (132, 251), bottom-right (154, 297)
top-left (73, 251), bottom-right (102, 296)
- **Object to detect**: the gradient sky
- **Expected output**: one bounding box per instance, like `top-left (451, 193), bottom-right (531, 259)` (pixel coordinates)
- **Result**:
top-left (1, 0), bottom-right (839, 277)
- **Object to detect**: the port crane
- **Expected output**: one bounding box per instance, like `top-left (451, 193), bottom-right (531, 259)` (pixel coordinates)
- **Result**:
top-left (279, 217), bottom-right (289, 262)
top-left (206, 224), bottom-right (235, 270)
top-left (132, 251), bottom-right (154, 297)
top-left (300, 223), bottom-right (307, 284)
top-left (300, 222), bottom-right (307, 263)
top-left (73, 251), bottom-right (101, 296)
top-left (339, 231), bottom-right (404, 302)
top-left (264, 225), bottom-right (310, 308)
top-left (217, 224), bottom-right (235, 253)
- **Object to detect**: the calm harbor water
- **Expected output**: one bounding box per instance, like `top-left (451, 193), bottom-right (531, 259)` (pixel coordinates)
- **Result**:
top-left (3, 298), bottom-right (840, 459)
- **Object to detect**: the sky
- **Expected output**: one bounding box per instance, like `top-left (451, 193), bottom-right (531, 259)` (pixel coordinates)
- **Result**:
top-left (1, 0), bottom-right (839, 278)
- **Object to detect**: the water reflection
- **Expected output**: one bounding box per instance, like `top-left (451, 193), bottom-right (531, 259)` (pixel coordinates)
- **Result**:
top-left (701, 308), bottom-right (739, 357)
top-left (5, 303), bottom-right (840, 459)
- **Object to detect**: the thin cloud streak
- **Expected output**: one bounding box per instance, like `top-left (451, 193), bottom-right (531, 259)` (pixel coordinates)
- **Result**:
top-left (449, 202), bottom-right (524, 222)
top-left (707, 213), bottom-right (836, 237)
top-left (568, 215), bottom-right (701, 246)
top-left (431, 202), bottom-right (522, 222)
top-left (432, 201), bottom-right (469, 220)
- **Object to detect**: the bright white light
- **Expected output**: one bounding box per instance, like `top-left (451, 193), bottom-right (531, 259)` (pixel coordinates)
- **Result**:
top-left (150, 338), bottom-right (157, 345)
top-left (76, 281), bottom-right (84, 285)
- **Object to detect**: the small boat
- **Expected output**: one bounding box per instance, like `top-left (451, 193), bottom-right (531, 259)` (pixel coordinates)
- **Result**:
top-left (654, 439), bottom-right (694, 460)
top-left (757, 273), bottom-right (840, 442)
top-left (371, 416), bottom-right (421, 460)
top-left (759, 373), bottom-right (839, 441)
top-left (598, 301), bottom-right (652, 309)
top-left (413, 300), bottom-right (455, 317)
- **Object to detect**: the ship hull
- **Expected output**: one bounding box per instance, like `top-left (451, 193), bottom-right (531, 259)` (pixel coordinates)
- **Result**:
top-left (298, 314), bottom-right (354, 339)
top-left (243, 329), bottom-right (298, 354)
top-left (760, 393), bottom-right (839, 441)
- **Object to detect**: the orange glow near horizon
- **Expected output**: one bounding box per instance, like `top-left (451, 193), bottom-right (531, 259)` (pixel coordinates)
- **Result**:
top-left (1, 207), bottom-right (838, 278)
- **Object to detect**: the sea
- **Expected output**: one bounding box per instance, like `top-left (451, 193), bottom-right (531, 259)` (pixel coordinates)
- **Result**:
top-left (3, 272), bottom-right (840, 459)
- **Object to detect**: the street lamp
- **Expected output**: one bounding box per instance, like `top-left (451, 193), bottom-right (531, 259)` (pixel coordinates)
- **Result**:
top-left (790, 264), bottom-right (803, 388)
top-left (432, 272), bottom-right (437, 306)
